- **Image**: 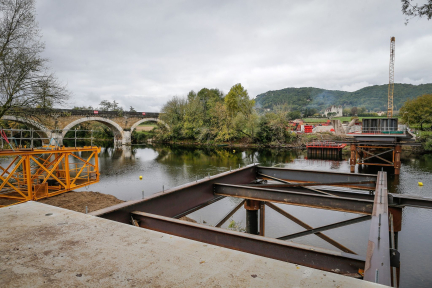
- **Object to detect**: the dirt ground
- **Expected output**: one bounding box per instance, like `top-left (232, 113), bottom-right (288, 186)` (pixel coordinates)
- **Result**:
top-left (39, 191), bottom-right (124, 213)
top-left (38, 191), bottom-right (197, 223)
top-left (135, 126), bottom-right (154, 132)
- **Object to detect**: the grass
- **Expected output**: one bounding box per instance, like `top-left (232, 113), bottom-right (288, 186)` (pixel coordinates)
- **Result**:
top-left (138, 122), bottom-right (157, 127)
top-left (302, 118), bottom-right (328, 123)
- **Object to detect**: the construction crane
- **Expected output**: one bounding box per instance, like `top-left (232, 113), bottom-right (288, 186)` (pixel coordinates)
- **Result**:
top-left (387, 37), bottom-right (395, 118)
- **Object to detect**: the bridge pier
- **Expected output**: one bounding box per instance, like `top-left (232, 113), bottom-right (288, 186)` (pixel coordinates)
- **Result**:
top-left (122, 131), bottom-right (132, 146)
top-left (50, 132), bottom-right (63, 146)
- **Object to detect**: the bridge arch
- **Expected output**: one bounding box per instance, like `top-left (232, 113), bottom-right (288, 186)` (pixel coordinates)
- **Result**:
top-left (130, 118), bottom-right (169, 133)
top-left (1, 116), bottom-right (51, 139)
top-left (61, 117), bottom-right (125, 145)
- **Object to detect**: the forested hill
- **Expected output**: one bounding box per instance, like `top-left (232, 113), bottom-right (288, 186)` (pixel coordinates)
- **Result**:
top-left (254, 83), bottom-right (432, 112)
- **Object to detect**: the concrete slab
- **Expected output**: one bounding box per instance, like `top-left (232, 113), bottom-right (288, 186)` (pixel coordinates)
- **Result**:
top-left (0, 202), bottom-right (386, 287)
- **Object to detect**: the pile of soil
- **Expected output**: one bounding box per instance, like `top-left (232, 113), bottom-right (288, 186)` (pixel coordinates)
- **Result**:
top-left (39, 191), bottom-right (198, 224)
top-left (39, 191), bottom-right (124, 213)
top-left (179, 216), bottom-right (197, 223)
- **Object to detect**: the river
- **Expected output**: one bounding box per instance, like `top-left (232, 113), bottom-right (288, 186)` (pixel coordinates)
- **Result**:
top-left (74, 144), bottom-right (432, 287)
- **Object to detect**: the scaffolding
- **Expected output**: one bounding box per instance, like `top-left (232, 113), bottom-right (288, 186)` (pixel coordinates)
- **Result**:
top-left (0, 146), bottom-right (100, 207)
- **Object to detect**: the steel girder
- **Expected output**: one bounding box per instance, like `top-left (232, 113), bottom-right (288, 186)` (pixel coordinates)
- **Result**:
top-left (257, 167), bottom-right (377, 190)
top-left (363, 171), bottom-right (391, 285)
top-left (91, 165), bottom-right (257, 223)
top-left (213, 183), bottom-right (374, 214)
top-left (131, 211), bottom-right (365, 275)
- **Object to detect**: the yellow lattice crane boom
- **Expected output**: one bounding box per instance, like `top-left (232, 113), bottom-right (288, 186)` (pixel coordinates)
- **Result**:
top-left (387, 37), bottom-right (395, 118)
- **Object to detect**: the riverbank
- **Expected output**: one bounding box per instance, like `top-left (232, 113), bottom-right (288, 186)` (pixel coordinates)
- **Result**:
top-left (146, 133), bottom-right (348, 149)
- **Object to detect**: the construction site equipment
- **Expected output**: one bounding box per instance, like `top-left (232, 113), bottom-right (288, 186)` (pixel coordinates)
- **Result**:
top-left (304, 125), bottom-right (313, 133)
top-left (306, 141), bottom-right (346, 158)
top-left (91, 165), bottom-right (432, 286)
top-left (0, 146), bottom-right (100, 207)
top-left (387, 36), bottom-right (395, 118)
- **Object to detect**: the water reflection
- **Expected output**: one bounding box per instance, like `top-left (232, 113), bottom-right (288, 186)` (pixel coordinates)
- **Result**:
top-left (74, 144), bottom-right (432, 288)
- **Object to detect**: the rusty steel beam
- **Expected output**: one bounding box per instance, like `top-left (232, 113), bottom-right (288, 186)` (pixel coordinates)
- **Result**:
top-left (91, 165), bottom-right (257, 223)
top-left (277, 215), bottom-right (371, 241)
top-left (390, 194), bottom-right (432, 209)
top-left (244, 180), bottom-right (376, 188)
top-left (266, 202), bottom-right (356, 254)
top-left (174, 196), bottom-right (225, 219)
top-left (214, 184), bottom-right (374, 214)
top-left (131, 211), bottom-right (365, 274)
top-left (260, 201), bottom-right (265, 236)
top-left (364, 171), bottom-right (391, 285)
top-left (257, 167), bottom-right (377, 190)
top-left (357, 147), bottom-right (393, 165)
top-left (251, 185), bottom-right (432, 210)
top-left (258, 172), bottom-right (339, 196)
top-left (215, 199), bottom-right (245, 228)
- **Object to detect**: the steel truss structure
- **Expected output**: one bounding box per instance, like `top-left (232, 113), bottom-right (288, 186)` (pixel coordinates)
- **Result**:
top-left (92, 165), bottom-right (432, 286)
top-left (0, 147), bottom-right (100, 207)
top-left (350, 143), bottom-right (403, 175)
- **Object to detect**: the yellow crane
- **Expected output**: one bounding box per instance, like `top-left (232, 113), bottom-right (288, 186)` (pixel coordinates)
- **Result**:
top-left (387, 37), bottom-right (395, 118)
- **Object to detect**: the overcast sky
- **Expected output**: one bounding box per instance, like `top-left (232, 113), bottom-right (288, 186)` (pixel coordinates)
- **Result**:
top-left (36, 0), bottom-right (432, 112)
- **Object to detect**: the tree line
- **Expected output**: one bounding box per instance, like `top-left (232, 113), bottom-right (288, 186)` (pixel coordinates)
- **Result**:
top-left (153, 84), bottom-right (296, 145)
top-left (255, 84), bottom-right (432, 115)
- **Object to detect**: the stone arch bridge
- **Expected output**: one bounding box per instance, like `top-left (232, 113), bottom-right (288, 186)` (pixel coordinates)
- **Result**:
top-left (1, 109), bottom-right (165, 146)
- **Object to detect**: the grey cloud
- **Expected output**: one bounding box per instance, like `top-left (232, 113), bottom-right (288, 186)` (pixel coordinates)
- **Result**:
top-left (35, 0), bottom-right (432, 111)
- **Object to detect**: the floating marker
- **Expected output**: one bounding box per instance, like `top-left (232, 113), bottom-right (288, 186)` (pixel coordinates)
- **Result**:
top-left (418, 182), bottom-right (423, 186)
top-left (233, 150), bottom-right (235, 153)
top-left (139, 176), bottom-right (143, 180)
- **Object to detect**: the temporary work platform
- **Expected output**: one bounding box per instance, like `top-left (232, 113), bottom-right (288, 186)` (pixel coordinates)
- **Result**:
top-left (306, 141), bottom-right (346, 157)
top-left (92, 165), bottom-right (432, 286)
top-left (0, 147), bottom-right (100, 207)
top-left (345, 118), bottom-right (419, 174)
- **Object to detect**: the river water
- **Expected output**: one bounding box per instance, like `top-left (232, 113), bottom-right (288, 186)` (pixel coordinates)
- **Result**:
top-left (73, 144), bottom-right (432, 287)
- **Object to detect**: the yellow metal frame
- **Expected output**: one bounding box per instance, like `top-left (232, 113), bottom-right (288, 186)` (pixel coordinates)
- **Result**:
top-left (0, 146), bottom-right (101, 207)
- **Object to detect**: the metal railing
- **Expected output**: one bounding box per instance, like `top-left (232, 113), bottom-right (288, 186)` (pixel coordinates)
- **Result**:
top-left (306, 141), bottom-right (346, 148)
top-left (360, 127), bottom-right (405, 135)
top-left (0, 128), bottom-right (118, 149)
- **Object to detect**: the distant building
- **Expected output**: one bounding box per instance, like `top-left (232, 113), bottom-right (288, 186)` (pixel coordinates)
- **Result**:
top-left (323, 105), bottom-right (343, 117)
top-left (377, 111), bottom-right (385, 116)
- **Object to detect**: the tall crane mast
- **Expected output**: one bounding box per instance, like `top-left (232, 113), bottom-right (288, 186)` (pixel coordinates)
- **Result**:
top-left (387, 37), bottom-right (395, 118)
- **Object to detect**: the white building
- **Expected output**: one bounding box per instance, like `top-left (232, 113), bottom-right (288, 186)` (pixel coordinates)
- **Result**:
top-left (323, 105), bottom-right (343, 117)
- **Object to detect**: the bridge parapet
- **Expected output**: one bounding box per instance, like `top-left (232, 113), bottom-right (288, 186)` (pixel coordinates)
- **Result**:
top-left (14, 108), bottom-right (160, 118)
top-left (1, 109), bottom-right (165, 146)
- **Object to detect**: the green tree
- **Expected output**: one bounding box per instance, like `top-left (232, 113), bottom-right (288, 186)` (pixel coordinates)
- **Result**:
top-left (287, 111), bottom-right (301, 120)
top-left (400, 94), bottom-right (432, 130)
top-left (303, 108), bottom-right (317, 117)
top-left (343, 108), bottom-right (351, 116)
top-left (402, 0), bottom-right (432, 24)
top-left (256, 105), bottom-right (295, 144)
top-left (224, 83), bottom-right (255, 141)
top-left (98, 100), bottom-right (123, 112)
top-left (73, 106), bottom-right (94, 110)
top-left (225, 83), bottom-right (254, 115)
top-left (159, 96), bottom-right (187, 140)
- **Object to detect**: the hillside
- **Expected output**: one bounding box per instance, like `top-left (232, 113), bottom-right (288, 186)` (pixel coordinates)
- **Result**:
top-left (254, 83), bottom-right (432, 112)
